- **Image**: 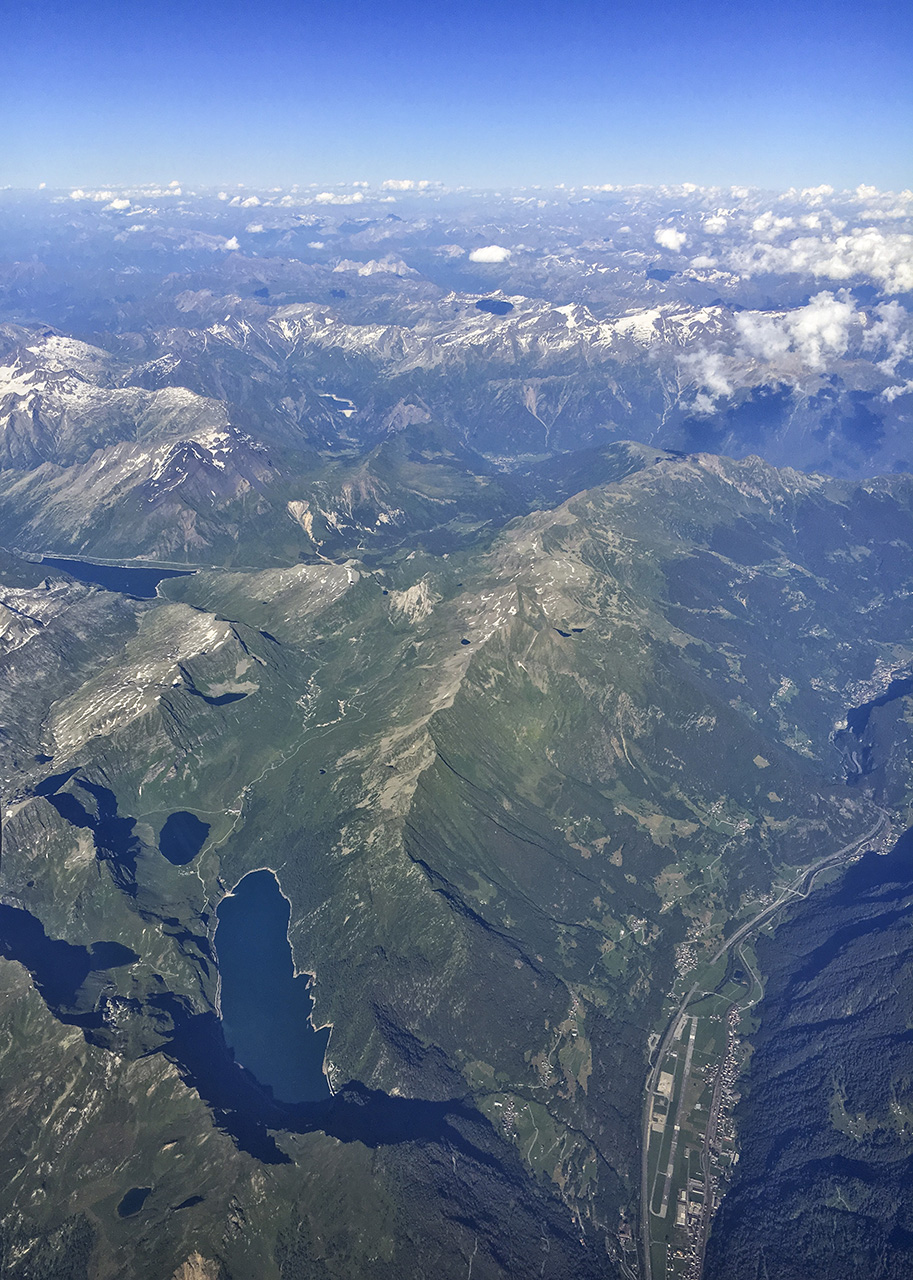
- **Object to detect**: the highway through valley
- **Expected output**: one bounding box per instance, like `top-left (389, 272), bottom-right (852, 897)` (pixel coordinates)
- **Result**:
top-left (637, 811), bottom-right (890, 1280)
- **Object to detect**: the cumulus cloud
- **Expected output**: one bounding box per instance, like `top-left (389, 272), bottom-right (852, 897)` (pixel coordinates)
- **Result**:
top-left (103, 198), bottom-right (131, 211)
top-left (246, 223), bottom-right (265, 233)
top-left (690, 255), bottom-right (717, 269)
top-left (469, 245), bottom-right (511, 263)
top-left (308, 241), bottom-right (325, 249)
top-left (751, 212), bottom-right (795, 235)
top-left (654, 227), bottom-right (687, 252)
top-left (863, 300), bottom-right (913, 376)
top-left (734, 312), bottom-right (792, 362)
top-left (382, 179), bottom-right (415, 190)
top-left (800, 184), bottom-right (834, 204)
top-left (681, 291), bottom-right (873, 406)
top-left (314, 191), bottom-right (365, 205)
top-left (222, 236), bottom-right (240, 251)
top-left (728, 226), bottom-right (913, 293)
top-left (680, 350), bottom-right (735, 401)
top-left (735, 291), bottom-right (860, 370)
top-left (240, 195), bottom-right (260, 207)
top-left (703, 214), bottom-right (727, 234)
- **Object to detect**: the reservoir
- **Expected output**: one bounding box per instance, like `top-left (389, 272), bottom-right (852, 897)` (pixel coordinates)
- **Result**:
top-left (42, 556), bottom-right (193, 599)
top-left (214, 869), bottom-right (330, 1104)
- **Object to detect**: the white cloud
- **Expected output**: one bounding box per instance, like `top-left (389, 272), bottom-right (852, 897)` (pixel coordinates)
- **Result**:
top-left (800, 184), bottom-right (834, 204)
top-left (308, 241), bottom-right (325, 249)
top-left (69, 188), bottom-right (114, 201)
top-left (469, 244), bottom-right (511, 263)
top-left (222, 236), bottom-right (240, 251)
top-left (246, 223), bottom-right (265, 233)
top-left (881, 379), bottom-right (913, 402)
top-left (240, 195), bottom-right (260, 208)
top-left (314, 191), bottom-right (365, 205)
top-left (218, 192), bottom-right (229, 201)
top-left (690, 255), bottom-right (717, 269)
top-left (734, 312), bottom-right (792, 362)
top-left (731, 226), bottom-right (913, 293)
top-left (169, 179), bottom-right (181, 188)
top-left (752, 212), bottom-right (795, 236)
top-left (103, 198), bottom-right (131, 211)
top-left (735, 291), bottom-right (860, 370)
top-left (798, 294), bottom-right (859, 363)
top-left (680, 350), bottom-right (734, 399)
top-left (703, 214), bottom-right (727, 234)
top-left (382, 179), bottom-right (414, 190)
top-left (863, 300), bottom-right (913, 375)
top-left (654, 227), bottom-right (687, 252)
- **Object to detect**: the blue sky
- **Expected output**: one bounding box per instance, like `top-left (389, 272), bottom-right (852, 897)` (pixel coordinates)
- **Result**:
top-left (3, 0), bottom-right (911, 190)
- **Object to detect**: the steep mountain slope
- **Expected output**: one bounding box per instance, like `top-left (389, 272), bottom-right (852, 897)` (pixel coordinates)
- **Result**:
top-left (110, 293), bottom-right (912, 475)
top-left (705, 830), bottom-right (913, 1280)
top-left (1, 452), bottom-right (911, 1278)
top-left (3, 185), bottom-right (912, 507)
top-left (0, 323), bottom-right (670, 562)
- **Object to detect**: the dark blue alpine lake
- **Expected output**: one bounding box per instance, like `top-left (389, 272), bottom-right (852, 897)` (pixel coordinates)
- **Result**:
top-left (159, 811), bottom-right (210, 865)
top-left (475, 297), bottom-right (514, 315)
top-left (42, 556), bottom-right (193, 598)
top-left (215, 869), bottom-right (330, 1104)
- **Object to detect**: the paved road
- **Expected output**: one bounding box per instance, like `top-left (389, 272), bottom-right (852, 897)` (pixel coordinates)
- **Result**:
top-left (638, 811), bottom-right (888, 1280)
